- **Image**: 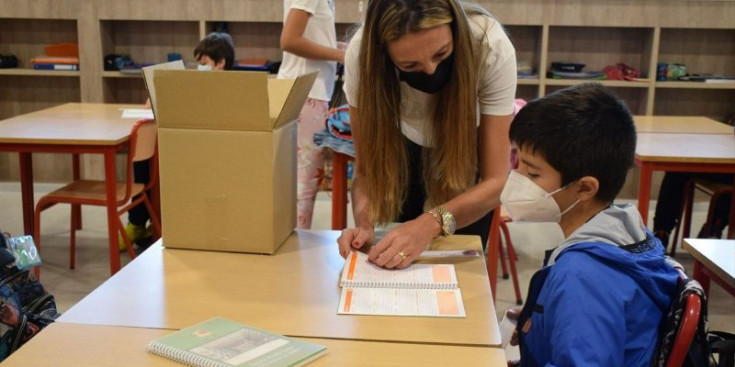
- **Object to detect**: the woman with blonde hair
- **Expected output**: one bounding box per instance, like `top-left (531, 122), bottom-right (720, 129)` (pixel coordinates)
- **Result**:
top-left (337, 0), bottom-right (517, 268)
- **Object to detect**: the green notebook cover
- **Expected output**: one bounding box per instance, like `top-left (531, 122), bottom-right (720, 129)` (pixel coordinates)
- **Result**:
top-left (147, 317), bottom-right (327, 367)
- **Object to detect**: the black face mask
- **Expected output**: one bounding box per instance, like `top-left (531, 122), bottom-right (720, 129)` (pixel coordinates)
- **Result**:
top-left (398, 54), bottom-right (454, 94)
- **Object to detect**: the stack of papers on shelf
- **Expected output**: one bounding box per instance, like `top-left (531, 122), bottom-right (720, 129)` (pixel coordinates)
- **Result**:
top-left (30, 56), bottom-right (79, 71)
top-left (547, 69), bottom-right (604, 79)
top-left (337, 251), bottom-right (466, 317)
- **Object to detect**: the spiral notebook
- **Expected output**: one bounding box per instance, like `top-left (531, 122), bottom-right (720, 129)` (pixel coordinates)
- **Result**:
top-left (147, 317), bottom-right (326, 367)
top-left (337, 251), bottom-right (466, 317)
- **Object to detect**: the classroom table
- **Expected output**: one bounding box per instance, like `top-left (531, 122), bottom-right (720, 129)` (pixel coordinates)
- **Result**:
top-left (1, 322), bottom-right (506, 367)
top-left (0, 103), bottom-right (148, 274)
top-left (682, 239), bottom-right (735, 297)
top-left (634, 133), bottom-right (735, 234)
top-left (59, 230), bottom-right (501, 347)
top-left (633, 115), bottom-right (734, 134)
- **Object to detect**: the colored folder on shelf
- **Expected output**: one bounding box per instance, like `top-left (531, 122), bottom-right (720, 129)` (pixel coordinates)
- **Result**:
top-left (30, 56), bottom-right (80, 65)
top-left (32, 64), bottom-right (79, 71)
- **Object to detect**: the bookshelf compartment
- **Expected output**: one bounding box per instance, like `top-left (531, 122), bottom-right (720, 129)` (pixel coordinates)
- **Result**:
top-left (0, 18), bottom-right (78, 70)
top-left (506, 25), bottom-right (543, 79)
top-left (205, 21), bottom-right (283, 63)
top-left (658, 28), bottom-right (735, 79)
top-left (546, 85), bottom-right (648, 115)
top-left (515, 85), bottom-right (538, 103)
top-left (100, 20), bottom-right (200, 67)
top-left (0, 75), bottom-right (81, 120)
top-left (102, 78), bottom-right (147, 104)
top-left (547, 26), bottom-right (654, 79)
top-left (654, 89), bottom-right (735, 121)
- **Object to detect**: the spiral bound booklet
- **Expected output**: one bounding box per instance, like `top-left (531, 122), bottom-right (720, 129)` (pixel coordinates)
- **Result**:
top-left (337, 251), bottom-right (466, 317)
top-left (147, 317), bottom-right (326, 367)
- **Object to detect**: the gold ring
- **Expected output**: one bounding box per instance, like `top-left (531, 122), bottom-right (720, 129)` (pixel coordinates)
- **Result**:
top-left (398, 251), bottom-right (408, 259)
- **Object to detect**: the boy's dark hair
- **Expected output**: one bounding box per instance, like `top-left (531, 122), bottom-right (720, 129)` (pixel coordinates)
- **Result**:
top-left (510, 83), bottom-right (636, 203)
top-left (193, 32), bottom-right (235, 70)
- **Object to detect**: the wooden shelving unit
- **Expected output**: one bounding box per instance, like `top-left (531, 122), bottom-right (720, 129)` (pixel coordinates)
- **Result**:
top-left (0, 0), bottom-right (733, 184)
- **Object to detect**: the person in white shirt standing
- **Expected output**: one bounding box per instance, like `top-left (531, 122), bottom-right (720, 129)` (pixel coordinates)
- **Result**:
top-left (278, 0), bottom-right (345, 229)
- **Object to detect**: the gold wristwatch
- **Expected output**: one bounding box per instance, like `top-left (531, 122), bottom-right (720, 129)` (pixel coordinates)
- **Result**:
top-left (428, 206), bottom-right (456, 237)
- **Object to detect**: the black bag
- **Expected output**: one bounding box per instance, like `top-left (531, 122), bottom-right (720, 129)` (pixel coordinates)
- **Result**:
top-left (0, 232), bottom-right (58, 361)
top-left (709, 331), bottom-right (735, 367)
top-left (0, 55), bottom-right (18, 69)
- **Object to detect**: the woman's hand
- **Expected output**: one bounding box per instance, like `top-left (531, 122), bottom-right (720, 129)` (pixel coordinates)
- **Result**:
top-left (337, 227), bottom-right (376, 258)
top-left (368, 214), bottom-right (440, 269)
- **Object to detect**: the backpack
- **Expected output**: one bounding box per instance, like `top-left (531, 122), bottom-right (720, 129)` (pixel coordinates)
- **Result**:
top-left (651, 275), bottom-right (735, 367)
top-left (0, 232), bottom-right (59, 361)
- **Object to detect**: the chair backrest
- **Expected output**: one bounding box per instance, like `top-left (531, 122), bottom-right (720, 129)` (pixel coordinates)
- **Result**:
top-left (667, 293), bottom-right (702, 367)
top-left (120, 119), bottom-right (157, 203)
top-left (131, 119), bottom-right (158, 162)
top-left (651, 265), bottom-right (709, 367)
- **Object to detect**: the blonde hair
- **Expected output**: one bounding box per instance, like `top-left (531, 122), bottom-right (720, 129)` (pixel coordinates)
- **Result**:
top-left (357, 0), bottom-right (489, 223)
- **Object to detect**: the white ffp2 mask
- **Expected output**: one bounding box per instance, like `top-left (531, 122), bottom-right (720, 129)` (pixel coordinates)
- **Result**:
top-left (197, 64), bottom-right (213, 71)
top-left (500, 170), bottom-right (579, 223)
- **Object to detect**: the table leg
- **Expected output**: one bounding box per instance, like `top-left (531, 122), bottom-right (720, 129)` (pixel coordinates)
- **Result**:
top-left (692, 261), bottom-right (710, 298)
top-left (332, 153), bottom-right (349, 230)
top-left (487, 210), bottom-right (500, 303)
top-left (152, 150), bottom-right (161, 226)
top-left (104, 151), bottom-right (121, 275)
top-left (19, 153), bottom-right (34, 236)
top-left (637, 163), bottom-right (653, 226)
top-left (72, 153), bottom-right (82, 230)
top-left (729, 174), bottom-right (734, 239)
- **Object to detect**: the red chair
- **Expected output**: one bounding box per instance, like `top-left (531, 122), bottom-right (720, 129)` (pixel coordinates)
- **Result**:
top-left (656, 266), bottom-right (705, 367)
top-left (331, 151), bottom-right (353, 230)
top-left (671, 179), bottom-right (733, 256)
top-left (666, 292), bottom-right (702, 367)
top-left (487, 207), bottom-right (523, 305)
top-left (33, 119), bottom-right (161, 275)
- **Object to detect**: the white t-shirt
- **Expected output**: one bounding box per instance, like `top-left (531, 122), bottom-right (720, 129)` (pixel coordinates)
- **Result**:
top-left (277, 0), bottom-right (338, 101)
top-left (343, 15), bottom-right (517, 147)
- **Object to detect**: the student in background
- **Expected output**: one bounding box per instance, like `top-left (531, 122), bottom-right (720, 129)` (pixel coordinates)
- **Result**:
top-left (124, 32), bottom-right (235, 249)
top-left (653, 172), bottom-right (733, 250)
top-left (337, 0), bottom-right (517, 267)
top-left (502, 84), bottom-right (678, 366)
top-left (278, 0), bottom-right (345, 229)
top-left (193, 32), bottom-right (235, 71)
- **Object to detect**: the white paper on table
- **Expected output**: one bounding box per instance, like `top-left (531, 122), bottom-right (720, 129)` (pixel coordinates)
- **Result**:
top-left (337, 287), bottom-right (466, 317)
top-left (121, 109), bottom-right (154, 119)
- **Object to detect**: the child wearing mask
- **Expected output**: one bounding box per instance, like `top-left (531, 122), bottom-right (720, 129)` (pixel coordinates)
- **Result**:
top-left (124, 32), bottom-right (235, 249)
top-left (501, 83), bottom-right (679, 366)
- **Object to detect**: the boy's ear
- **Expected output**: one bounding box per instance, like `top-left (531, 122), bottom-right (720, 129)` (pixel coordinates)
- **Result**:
top-left (575, 176), bottom-right (599, 202)
top-left (215, 58), bottom-right (226, 70)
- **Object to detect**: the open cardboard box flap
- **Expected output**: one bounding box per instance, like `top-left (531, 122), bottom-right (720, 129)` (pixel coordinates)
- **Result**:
top-left (154, 70), bottom-right (317, 131)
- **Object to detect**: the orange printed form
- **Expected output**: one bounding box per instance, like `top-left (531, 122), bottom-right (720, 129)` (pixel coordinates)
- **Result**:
top-left (346, 251), bottom-right (358, 281)
top-left (337, 251), bottom-right (466, 317)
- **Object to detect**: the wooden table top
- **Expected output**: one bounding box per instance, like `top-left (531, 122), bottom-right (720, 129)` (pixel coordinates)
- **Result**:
top-left (59, 230), bottom-right (500, 347)
top-left (2, 322), bottom-right (506, 367)
top-left (634, 116), bottom-right (734, 134)
top-left (0, 103), bottom-right (146, 145)
top-left (683, 239), bottom-right (735, 287)
top-left (635, 133), bottom-right (735, 164)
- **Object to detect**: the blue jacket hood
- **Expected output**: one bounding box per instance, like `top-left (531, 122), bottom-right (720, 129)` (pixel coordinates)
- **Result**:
top-left (549, 204), bottom-right (676, 311)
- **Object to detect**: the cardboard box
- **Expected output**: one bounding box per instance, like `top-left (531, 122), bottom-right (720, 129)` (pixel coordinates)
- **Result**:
top-left (154, 70), bottom-right (316, 254)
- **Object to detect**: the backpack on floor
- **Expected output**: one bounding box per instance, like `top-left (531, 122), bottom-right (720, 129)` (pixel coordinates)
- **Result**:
top-left (0, 231), bottom-right (59, 361)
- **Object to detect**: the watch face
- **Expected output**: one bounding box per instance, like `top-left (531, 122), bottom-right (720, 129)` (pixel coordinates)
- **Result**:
top-left (441, 211), bottom-right (456, 235)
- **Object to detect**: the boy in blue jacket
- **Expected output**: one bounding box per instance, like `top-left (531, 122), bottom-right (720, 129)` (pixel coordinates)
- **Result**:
top-left (500, 83), bottom-right (680, 366)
